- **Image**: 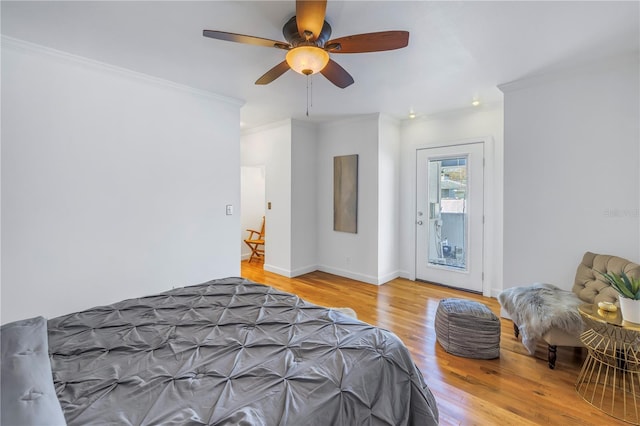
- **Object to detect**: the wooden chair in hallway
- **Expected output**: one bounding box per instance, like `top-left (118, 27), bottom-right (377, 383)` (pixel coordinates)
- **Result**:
top-left (244, 216), bottom-right (265, 263)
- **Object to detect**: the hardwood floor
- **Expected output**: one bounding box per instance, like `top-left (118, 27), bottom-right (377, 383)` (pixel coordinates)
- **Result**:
top-left (240, 260), bottom-right (626, 426)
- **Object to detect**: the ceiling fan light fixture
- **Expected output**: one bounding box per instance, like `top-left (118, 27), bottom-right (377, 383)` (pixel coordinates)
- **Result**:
top-left (286, 46), bottom-right (330, 75)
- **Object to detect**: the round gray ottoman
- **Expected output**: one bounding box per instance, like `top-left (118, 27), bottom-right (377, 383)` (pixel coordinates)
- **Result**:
top-left (435, 298), bottom-right (500, 359)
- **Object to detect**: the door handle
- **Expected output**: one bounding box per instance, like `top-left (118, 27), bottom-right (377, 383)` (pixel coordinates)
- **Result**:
top-left (416, 220), bottom-right (423, 225)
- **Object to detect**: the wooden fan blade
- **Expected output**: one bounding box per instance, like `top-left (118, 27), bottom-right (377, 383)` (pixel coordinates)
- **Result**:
top-left (327, 31), bottom-right (409, 53)
top-left (203, 30), bottom-right (289, 49)
top-left (320, 59), bottom-right (354, 88)
top-left (255, 61), bottom-right (291, 85)
top-left (296, 0), bottom-right (327, 41)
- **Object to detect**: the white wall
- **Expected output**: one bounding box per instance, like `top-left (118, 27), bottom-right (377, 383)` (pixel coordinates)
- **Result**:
top-left (242, 111), bottom-right (500, 289)
top-left (501, 53), bottom-right (640, 291)
top-left (242, 115), bottom-right (400, 284)
top-left (290, 120), bottom-right (318, 276)
top-left (317, 115), bottom-right (381, 284)
top-left (1, 38), bottom-right (242, 324)
top-left (378, 115), bottom-right (401, 283)
top-left (400, 105), bottom-right (504, 296)
top-left (239, 111), bottom-right (504, 291)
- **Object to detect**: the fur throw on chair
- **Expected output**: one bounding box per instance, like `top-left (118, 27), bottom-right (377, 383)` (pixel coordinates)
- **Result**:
top-left (498, 283), bottom-right (584, 355)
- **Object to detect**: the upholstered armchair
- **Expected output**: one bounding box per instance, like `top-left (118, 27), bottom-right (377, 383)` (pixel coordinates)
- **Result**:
top-left (500, 251), bottom-right (640, 369)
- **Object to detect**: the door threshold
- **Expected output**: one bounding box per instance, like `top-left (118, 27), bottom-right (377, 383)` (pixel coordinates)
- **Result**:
top-left (415, 279), bottom-right (482, 295)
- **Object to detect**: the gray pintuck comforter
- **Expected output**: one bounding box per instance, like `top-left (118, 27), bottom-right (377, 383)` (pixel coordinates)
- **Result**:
top-left (47, 277), bottom-right (439, 425)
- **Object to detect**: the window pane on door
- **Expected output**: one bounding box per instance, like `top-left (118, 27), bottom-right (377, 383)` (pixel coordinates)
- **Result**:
top-left (427, 157), bottom-right (467, 270)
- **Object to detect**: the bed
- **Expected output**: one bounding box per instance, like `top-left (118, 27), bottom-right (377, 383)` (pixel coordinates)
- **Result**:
top-left (1, 277), bottom-right (439, 425)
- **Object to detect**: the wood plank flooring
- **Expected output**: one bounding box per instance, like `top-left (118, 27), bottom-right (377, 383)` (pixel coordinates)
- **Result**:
top-left (241, 260), bottom-right (627, 426)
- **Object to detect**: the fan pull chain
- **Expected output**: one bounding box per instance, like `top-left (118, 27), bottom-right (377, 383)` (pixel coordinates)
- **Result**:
top-left (305, 74), bottom-right (316, 117)
top-left (306, 74), bottom-right (310, 117)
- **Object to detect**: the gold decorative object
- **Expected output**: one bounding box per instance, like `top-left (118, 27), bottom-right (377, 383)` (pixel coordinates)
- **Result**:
top-left (598, 301), bottom-right (618, 312)
top-left (576, 304), bottom-right (640, 424)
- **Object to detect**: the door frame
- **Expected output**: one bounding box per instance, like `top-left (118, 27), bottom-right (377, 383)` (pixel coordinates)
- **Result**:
top-left (409, 137), bottom-right (496, 298)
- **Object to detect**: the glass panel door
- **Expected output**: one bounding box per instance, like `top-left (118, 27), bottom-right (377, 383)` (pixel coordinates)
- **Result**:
top-left (428, 157), bottom-right (468, 270)
top-left (415, 143), bottom-right (484, 293)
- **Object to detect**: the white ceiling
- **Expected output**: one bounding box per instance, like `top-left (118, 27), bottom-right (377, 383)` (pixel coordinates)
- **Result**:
top-left (2, 1), bottom-right (638, 129)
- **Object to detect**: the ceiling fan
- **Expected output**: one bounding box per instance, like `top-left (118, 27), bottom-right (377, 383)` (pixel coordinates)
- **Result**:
top-left (203, 0), bottom-right (409, 88)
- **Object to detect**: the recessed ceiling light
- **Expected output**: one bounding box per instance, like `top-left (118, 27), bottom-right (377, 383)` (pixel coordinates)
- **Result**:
top-left (408, 110), bottom-right (416, 119)
top-left (471, 99), bottom-right (480, 107)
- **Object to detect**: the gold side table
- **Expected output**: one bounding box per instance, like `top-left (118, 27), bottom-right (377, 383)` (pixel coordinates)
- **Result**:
top-left (576, 304), bottom-right (640, 424)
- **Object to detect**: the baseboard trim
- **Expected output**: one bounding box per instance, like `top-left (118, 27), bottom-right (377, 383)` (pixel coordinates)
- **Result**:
top-left (316, 265), bottom-right (381, 286)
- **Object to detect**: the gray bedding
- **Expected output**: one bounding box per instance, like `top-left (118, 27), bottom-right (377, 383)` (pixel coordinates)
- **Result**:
top-left (47, 277), bottom-right (438, 425)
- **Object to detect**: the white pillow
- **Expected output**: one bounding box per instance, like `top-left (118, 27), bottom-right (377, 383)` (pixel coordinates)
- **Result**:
top-left (1, 316), bottom-right (67, 426)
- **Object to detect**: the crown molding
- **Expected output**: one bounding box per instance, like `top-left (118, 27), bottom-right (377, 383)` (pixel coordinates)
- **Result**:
top-left (498, 51), bottom-right (639, 94)
top-left (379, 113), bottom-right (401, 127)
top-left (1, 35), bottom-right (245, 107)
top-left (400, 101), bottom-right (503, 127)
top-left (241, 113), bottom-right (388, 136)
top-left (317, 113), bottom-right (380, 130)
top-left (240, 118), bottom-right (293, 136)
top-left (291, 118), bottom-right (319, 132)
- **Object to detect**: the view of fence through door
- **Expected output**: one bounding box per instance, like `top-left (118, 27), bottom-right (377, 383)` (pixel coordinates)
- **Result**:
top-left (416, 143), bottom-right (484, 292)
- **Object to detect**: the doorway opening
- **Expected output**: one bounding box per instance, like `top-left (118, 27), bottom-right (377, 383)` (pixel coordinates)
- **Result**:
top-left (241, 165), bottom-right (266, 265)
